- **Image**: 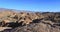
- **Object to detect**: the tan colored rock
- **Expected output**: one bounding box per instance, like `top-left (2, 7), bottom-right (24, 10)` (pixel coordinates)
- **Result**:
top-left (41, 20), bottom-right (54, 25)
top-left (3, 20), bottom-right (11, 23)
top-left (24, 18), bottom-right (32, 24)
top-left (0, 27), bottom-right (12, 31)
top-left (0, 10), bottom-right (60, 32)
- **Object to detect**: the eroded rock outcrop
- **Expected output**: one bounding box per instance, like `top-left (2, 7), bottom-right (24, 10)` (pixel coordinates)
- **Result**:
top-left (0, 11), bottom-right (60, 32)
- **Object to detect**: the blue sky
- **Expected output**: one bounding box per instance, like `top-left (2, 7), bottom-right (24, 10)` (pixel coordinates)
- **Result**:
top-left (0, 0), bottom-right (60, 12)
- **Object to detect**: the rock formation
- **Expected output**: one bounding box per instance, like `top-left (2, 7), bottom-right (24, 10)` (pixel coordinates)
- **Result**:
top-left (0, 10), bottom-right (60, 32)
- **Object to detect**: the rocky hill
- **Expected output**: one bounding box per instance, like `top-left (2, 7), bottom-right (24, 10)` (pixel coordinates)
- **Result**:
top-left (0, 9), bottom-right (60, 32)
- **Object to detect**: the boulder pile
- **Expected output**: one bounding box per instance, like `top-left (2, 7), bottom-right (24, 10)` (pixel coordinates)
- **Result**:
top-left (0, 11), bottom-right (60, 32)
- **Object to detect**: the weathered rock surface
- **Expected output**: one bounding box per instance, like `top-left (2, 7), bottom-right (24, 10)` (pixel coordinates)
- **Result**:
top-left (0, 10), bottom-right (60, 32)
